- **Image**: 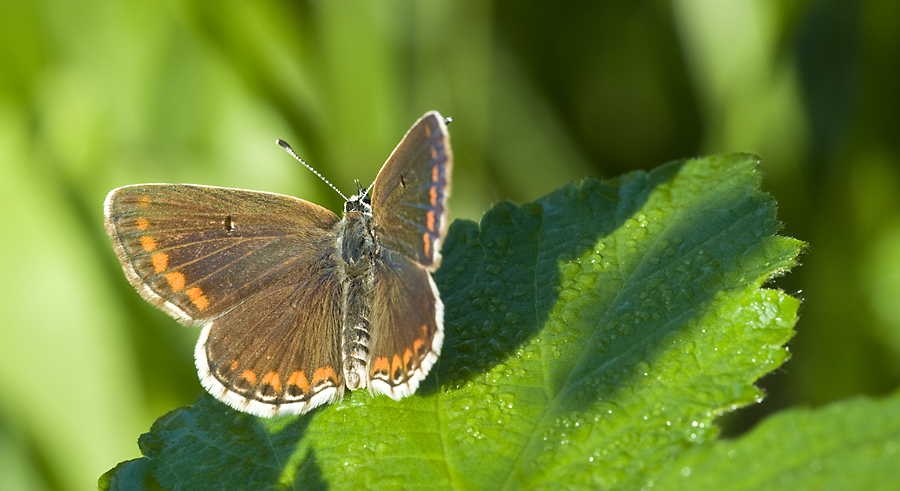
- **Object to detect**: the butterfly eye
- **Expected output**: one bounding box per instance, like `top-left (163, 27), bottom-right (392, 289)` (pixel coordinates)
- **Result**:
top-left (344, 199), bottom-right (359, 213)
top-left (343, 195), bottom-right (372, 213)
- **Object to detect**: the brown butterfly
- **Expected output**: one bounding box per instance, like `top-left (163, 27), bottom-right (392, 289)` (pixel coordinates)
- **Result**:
top-left (104, 112), bottom-right (451, 417)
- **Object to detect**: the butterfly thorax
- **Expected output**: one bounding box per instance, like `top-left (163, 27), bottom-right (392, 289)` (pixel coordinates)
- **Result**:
top-left (339, 195), bottom-right (376, 276)
top-left (337, 194), bottom-right (377, 390)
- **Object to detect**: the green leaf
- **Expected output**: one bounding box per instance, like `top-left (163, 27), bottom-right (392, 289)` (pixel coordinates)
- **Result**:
top-left (652, 391), bottom-right (900, 490)
top-left (100, 154), bottom-right (804, 490)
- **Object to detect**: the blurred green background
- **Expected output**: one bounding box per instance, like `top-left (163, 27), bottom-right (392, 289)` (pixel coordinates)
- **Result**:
top-left (1, 0), bottom-right (899, 489)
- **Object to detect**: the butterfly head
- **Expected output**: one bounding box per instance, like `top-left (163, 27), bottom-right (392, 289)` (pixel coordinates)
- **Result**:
top-left (344, 179), bottom-right (372, 214)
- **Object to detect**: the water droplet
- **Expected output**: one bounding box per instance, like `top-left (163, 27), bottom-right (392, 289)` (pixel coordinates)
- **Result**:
top-left (633, 361), bottom-right (650, 376)
top-left (575, 274), bottom-right (596, 291)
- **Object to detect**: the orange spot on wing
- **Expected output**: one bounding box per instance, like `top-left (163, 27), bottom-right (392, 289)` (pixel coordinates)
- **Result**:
top-left (422, 324), bottom-right (429, 337)
top-left (403, 348), bottom-right (413, 368)
top-left (261, 371), bottom-right (282, 394)
top-left (414, 338), bottom-right (425, 355)
top-left (152, 252), bottom-right (168, 273)
top-left (240, 370), bottom-right (257, 385)
top-left (186, 287), bottom-right (209, 311)
top-left (422, 233), bottom-right (431, 257)
top-left (432, 162), bottom-right (439, 181)
top-left (141, 236), bottom-right (157, 252)
top-left (287, 371), bottom-right (310, 394)
top-left (372, 357), bottom-right (390, 376)
top-left (425, 125), bottom-right (431, 137)
top-left (139, 196), bottom-right (151, 207)
top-left (426, 210), bottom-right (436, 232)
top-left (136, 217), bottom-right (149, 230)
top-left (391, 355), bottom-right (403, 379)
top-left (430, 185), bottom-right (438, 206)
top-left (312, 366), bottom-right (336, 386)
top-left (230, 360), bottom-right (239, 372)
top-left (164, 272), bottom-right (185, 291)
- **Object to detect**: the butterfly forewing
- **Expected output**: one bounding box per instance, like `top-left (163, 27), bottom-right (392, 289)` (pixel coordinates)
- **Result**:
top-left (372, 111), bottom-right (452, 269)
top-left (104, 184), bottom-right (340, 323)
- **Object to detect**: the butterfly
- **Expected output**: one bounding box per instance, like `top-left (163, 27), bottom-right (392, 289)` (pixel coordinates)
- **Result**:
top-left (104, 111), bottom-right (451, 417)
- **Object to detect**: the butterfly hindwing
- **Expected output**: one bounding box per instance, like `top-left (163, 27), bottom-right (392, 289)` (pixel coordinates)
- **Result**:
top-left (104, 184), bottom-right (340, 323)
top-left (367, 249), bottom-right (443, 400)
top-left (371, 111), bottom-right (452, 269)
top-left (198, 261), bottom-right (345, 417)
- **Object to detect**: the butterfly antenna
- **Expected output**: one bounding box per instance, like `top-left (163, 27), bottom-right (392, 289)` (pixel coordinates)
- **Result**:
top-left (276, 139), bottom-right (348, 201)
